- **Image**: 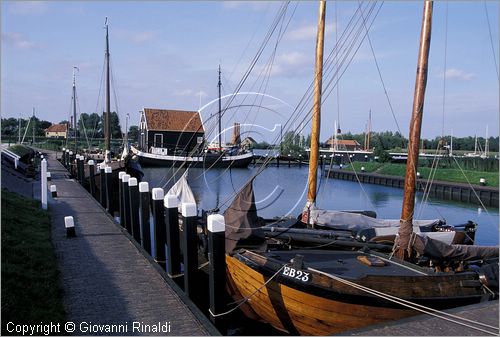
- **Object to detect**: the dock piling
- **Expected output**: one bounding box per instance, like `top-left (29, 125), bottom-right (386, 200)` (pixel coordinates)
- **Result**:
top-left (88, 160), bottom-right (96, 197)
top-left (78, 155), bottom-right (85, 184)
top-left (164, 195), bottom-right (181, 278)
top-left (118, 171), bottom-right (126, 228)
top-left (105, 166), bottom-right (114, 215)
top-left (207, 214), bottom-right (226, 329)
top-left (139, 182), bottom-right (151, 254)
top-left (122, 174), bottom-right (131, 233)
top-left (128, 177), bottom-right (141, 243)
top-left (181, 202), bottom-right (198, 299)
top-left (152, 188), bottom-right (166, 269)
top-left (99, 163), bottom-right (106, 208)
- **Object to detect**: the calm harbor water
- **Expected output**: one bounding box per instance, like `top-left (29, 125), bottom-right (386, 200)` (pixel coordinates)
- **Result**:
top-left (142, 165), bottom-right (499, 246)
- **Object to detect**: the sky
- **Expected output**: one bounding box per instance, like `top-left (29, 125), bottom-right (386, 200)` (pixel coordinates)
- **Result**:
top-left (1, 1), bottom-right (499, 144)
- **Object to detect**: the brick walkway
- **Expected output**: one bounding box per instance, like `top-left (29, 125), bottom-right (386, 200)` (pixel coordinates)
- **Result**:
top-left (44, 152), bottom-right (212, 336)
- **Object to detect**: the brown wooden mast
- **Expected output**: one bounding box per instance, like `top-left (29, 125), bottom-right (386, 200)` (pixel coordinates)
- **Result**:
top-left (395, 1), bottom-right (433, 260)
top-left (304, 0), bottom-right (326, 220)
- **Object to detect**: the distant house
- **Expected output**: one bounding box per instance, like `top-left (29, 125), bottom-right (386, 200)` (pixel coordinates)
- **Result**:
top-left (138, 108), bottom-right (205, 155)
top-left (45, 124), bottom-right (68, 139)
top-left (241, 136), bottom-right (257, 149)
top-left (324, 138), bottom-right (362, 151)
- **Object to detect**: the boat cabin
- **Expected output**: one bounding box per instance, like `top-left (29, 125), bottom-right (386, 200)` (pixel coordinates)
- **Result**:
top-left (138, 108), bottom-right (205, 155)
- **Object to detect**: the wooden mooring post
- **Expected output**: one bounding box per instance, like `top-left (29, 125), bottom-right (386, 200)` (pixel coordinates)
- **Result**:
top-left (152, 188), bottom-right (166, 269)
top-left (99, 163), bottom-right (106, 208)
top-left (207, 214), bottom-right (226, 330)
top-left (118, 171), bottom-right (126, 228)
top-left (122, 174), bottom-right (131, 234)
top-left (182, 202), bottom-right (198, 300)
top-left (88, 160), bottom-right (96, 197)
top-left (164, 195), bottom-right (181, 278)
top-left (105, 166), bottom-right (115, 215)
top-left (139, 182), bottom-right (151, 254)
top-left (128, 177), bottom-right (141, 243)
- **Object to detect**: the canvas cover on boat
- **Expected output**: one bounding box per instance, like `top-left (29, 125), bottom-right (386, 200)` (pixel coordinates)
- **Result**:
top-left (223, 179), bottom-right (267, 253)
top-left (309, 209), bottom-right (441, 232)
top-left (413, 235), bottom-right (499, 261)
top-left (166, 170), bottom-right (196, 210)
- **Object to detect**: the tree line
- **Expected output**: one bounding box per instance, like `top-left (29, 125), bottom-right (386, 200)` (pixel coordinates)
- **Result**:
top-left (250, 130), bottom-right (499, 154)
top-left (1, 112), bottom-right (126, 141)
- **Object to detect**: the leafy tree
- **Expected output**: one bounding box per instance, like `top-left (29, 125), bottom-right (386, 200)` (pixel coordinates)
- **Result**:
top-left (128, 125), bottom-right (139, 143)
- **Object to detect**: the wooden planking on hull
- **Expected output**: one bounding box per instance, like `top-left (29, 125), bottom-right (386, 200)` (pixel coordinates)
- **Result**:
top-left (226, 254), bottom-right (417, 335)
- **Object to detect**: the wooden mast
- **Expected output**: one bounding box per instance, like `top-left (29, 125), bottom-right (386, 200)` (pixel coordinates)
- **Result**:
top-left (304, 0), bottom-right (326, 222)
top-left (218, 65), bottom-right (222, 152)
top-left (72, 66), bottom-right (78, 154)
top-left (104, 18), bottom-right (111, 162)
top-left (395, 1), bottom-right (433, 260)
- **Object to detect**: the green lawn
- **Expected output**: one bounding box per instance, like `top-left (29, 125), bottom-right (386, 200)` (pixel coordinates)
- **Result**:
top-left (345, 162), bottom-right (499, 187)
top-left (1, 190), bottom-right (66, 335)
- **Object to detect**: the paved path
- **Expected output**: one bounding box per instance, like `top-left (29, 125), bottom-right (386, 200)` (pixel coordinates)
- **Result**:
top-left (44, 152), bottom-right (213, 336)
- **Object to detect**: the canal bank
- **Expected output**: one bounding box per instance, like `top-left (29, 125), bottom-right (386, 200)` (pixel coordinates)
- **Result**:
top-left (325, 168), bottom-right (499, 208)
top-left (42, 151), bottom-right (215, 336)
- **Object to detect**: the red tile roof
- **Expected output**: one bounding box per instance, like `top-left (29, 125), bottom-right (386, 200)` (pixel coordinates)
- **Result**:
top-left (143, 108), bottom-right (204, 133)
top-left (46, 124), bottom-right (67, 132)
top-left (325, 138), bottom-right (360, 146)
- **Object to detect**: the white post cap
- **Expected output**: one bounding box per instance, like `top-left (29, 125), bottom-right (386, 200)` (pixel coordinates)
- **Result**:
top-left (181, 202), bottom-right (197, 217)
top-left (40, 155), bottom-right (44, 159)
top-left (152, 187), bottom-right (164, 200)
top-left (128, 177), bottom-right (138, 186)
top-left (480, 178), bottom-right (486, 183)
top-left (64, 216), bottom-right (74, 228)
top-left (99, 162), bottom-right (106, 170)
top-left (118, 171), bottom-right (126, 180)
top-left (164, 194), bottom-right (178, 208)
top-left (62, 147), bottom-right (66, 151)
top-left (105, 166), bottom-right (112, 174)
top-left (122, 174), bottom-right (130, 183)
top-left (207, 214), bottom-right (225, 233)
top-left (139, 181), bottom-right (149, 193)
top-left (66, 149), bottom-right (70, 153)
top-left (50, 185), bottom-right (57, 192)
top-left (69, 151), bottom-right (73, 155)
top-left (88, 160), bottom-right (95, 166)
top-left (46, 172), bottom-right (51, 177)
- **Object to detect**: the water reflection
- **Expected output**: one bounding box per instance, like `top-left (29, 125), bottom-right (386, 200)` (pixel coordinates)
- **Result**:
top-left (142, 166), bottom-right (499, 246)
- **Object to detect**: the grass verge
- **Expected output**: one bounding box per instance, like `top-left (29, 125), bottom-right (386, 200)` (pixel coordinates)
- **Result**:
top-left (1, 189), bottom-right (66, 335)
top-left (346, 162), bottom-right (499, 187)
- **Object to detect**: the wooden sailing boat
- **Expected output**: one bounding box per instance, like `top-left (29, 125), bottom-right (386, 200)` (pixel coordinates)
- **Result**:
top-left (223, 2), bottom-right (498, 335)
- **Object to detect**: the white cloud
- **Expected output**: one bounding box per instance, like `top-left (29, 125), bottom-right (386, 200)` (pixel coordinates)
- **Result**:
top-left (10, 1), bottom-right (48, 15)
top-left (222, 1), bottom-right (268, 11)
top-left (2, 32), bottom-right (37, 49)
top-left (115, 29), bottom-right (156, 44)
top-left (269, 51), bottom-right (311, 77)
top-left (441, 68), bottom-right (476, 81)
top-left (285, 23), bottom-right (334, 41)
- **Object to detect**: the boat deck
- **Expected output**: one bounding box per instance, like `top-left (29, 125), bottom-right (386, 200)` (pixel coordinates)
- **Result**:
top-left (262, 249), bottom-right (428, 279)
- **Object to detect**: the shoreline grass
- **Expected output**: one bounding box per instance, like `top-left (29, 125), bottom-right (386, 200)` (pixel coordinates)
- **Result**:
top-left (1, 189), bottom-right (66, 335)
top-left (345, 162), bottom-right (499, 187)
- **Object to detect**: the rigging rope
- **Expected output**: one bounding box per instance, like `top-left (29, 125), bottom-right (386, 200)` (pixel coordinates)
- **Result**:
top-left (309, 265), bottom-right (498, 335)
